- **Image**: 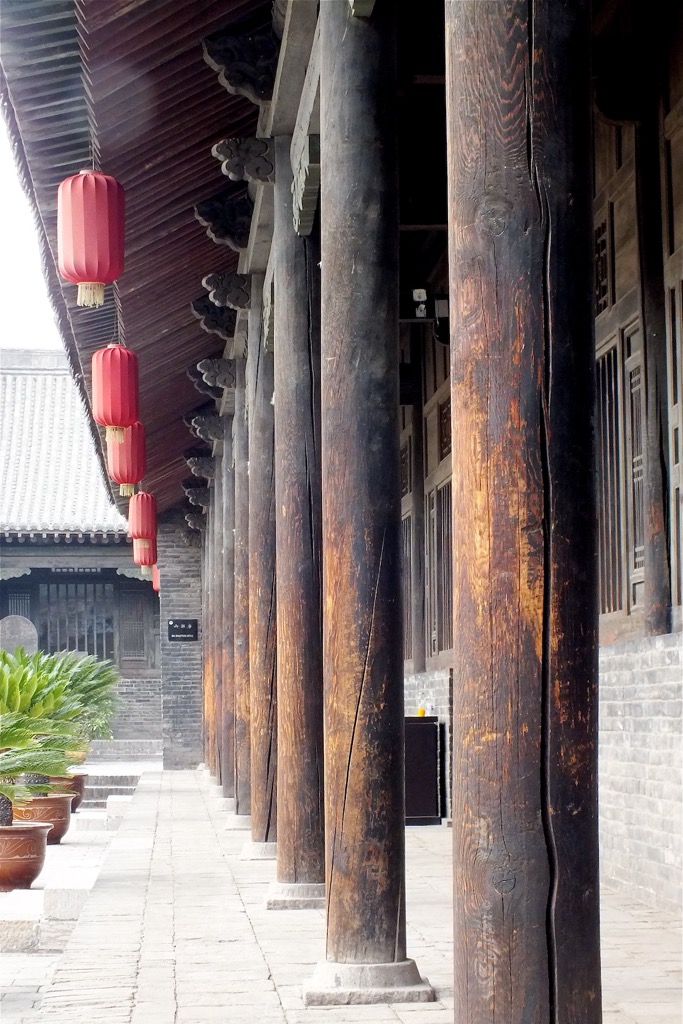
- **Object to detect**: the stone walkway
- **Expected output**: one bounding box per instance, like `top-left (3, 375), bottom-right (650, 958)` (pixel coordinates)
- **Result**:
top-left (0, 769), bottom-right (680, 1023)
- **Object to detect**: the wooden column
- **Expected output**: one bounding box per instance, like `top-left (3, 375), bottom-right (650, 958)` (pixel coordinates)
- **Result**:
top-left (212, 460), bottom-right (224, 783)
top-left (246, 275), bottom-right (277, 849)
top-left (636, 110), bottom-right (673, 635)
top-left (269, 135), bottom-right (324, 905)
top-left (203, 498), bottom-right (216, 774)
top-left (446, 4), bottom-right (601, 1022)
top-left (221, 421), bottom-right (236, 799)
top-left (410, 326), bottom-right (426, 673)
top-left (233, 359), bottom-right (251, 816)
top-left (306, 0), bottom-right (431, 1004)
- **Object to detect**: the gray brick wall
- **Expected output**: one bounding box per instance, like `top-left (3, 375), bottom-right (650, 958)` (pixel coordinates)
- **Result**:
top-left (110, 677), bottom-right (162, 740)
top-left (599, 632), bottom-right (682, 913)
top-left (157, 513), bottom-right (203, 769)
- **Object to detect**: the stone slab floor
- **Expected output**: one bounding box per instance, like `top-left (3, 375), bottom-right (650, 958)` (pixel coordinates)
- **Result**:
top-left (1, 769), bottom-right (680, 1024)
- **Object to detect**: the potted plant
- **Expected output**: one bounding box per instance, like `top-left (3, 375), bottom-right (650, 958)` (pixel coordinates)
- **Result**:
top-left (0, 712), bottom-right (72, 890)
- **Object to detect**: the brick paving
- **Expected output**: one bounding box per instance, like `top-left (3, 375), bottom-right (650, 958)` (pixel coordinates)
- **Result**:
top-left (0, 769), bottom-right (680, 1023)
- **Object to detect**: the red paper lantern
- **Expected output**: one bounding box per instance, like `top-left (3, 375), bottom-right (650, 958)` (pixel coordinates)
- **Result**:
top-left (107, 421), bottom-right (145, 496)
top-left (133, 537), bottom-right (157, 571)
top-left (152, 565), bottom-right (160, 592)
top-left (58, 170), bottom-right (125, 308)
top-left (92, 344), bottom-right (138, 443)
top-left (128, 491), bottom-right (156, 542)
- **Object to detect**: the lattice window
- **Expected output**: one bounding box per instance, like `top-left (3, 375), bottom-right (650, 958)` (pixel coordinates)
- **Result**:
top-left (400, 440), bottom-right (411, 498)
top-left (401, 515), bottom-right (412, 661)
top-left (595, 219), bottom-right (609, 314)
top-left (596, 345), bottom-right (624, 613)
top-left (628, 362), bottom-right (645, 576)
top-left (7, 591), bottom-right (31, 618)
top-left (37, 582), bottom-right (115, 659)
top-left (426, 480), bottom-right (453, 655)
top-left (119, 592), bottom-right (146, 660)
top-left (438, 398), bottom-right (451, 461)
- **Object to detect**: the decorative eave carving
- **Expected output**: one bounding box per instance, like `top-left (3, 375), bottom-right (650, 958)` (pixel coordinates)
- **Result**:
top-left (202, 271), bottom-right (251, 311)
top-left (185, 511), bottom-right (207, 532)
top-left (116, 566), bottom-right (146, 581)
top-left (194, 193), bottom-right (253, 251)
top-left (212, 137), bottom-right (275, 184)
top-left (187, 412), bottom-right (225, 443)
top-left (202, 27), bottom-right (280, 106)
top-left (349, 0), bottom-right (376, 15)
top-left (187, 365), bottom-right (223, 401)
top-left (197, 358), bottom-right (237, 391)
top-left (185, 456), bottom-right (215, 480)
top-left (191, 296), bottom-right (237, 342)
top-left (292, 135), bottom-right (320, 236)
top-left (0, 567), bottom-right (32, 581)
top-left (183, 484), bottom-right (212, 508)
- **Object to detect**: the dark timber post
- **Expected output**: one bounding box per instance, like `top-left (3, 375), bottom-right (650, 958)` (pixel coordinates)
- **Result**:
top-left (268, 135), bottom-right (324, 908)
top-left (305, 0), bottom-right (432, 1005)
top-left (445, 4), bottom-right (601, 1022)
top-left (246, 275), bottom-right (277, 853)
top-left (221, 420), bottom-right (236, 799)
top-left (233, 359), bottom-right (251, 818)
top-left (203, 496), bottom-right (216, 774)
top-left (636, 109), bottom-right (672, 635)
top-left (212, 456), bottom-right (224, 784)
top-left (410, 326), bottom-right (426, 673)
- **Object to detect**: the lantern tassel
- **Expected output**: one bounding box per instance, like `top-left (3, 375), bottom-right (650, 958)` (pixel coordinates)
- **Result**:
top-left (119, 483), bottom-right (135, 497)
top-left (77, 282), bottom-right (105, 307)
top-left (105, 426), bottom-right (125, 444)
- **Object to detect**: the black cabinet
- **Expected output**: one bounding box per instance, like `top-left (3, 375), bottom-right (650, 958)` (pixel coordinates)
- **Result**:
top-left (404, 716), bottom-right (442, 825)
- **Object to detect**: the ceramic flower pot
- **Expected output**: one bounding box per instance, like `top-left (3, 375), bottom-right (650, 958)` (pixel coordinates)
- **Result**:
top-left (13, 793), bottom-right (75, 844)
top-left (0, 821), bottom-right (53, 891)
top-left (49, 773), bottom-right (88, 812)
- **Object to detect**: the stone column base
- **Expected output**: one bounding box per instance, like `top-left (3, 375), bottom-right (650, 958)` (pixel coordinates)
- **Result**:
top-left (224, 814), bottom-right (251, 831)
top-left (240, 840), bottom-right (277, 860)
top-left (210, 796), bottom-right (235, 813)
top-left (303, 959), bottom-right (434, 1006)
top-left (266, 881), bottom-right (325, 910)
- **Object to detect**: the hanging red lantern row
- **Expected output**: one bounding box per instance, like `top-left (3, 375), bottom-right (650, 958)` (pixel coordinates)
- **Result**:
top-left (57, 170), bottom-right (125, 308)
top-left (151, 565), bottom-right (160, 592)
top-left (128, 490), bottom-right (157, 545)
top-left (107, 421), bottom-right (145, 496)
top-left (133, 538), bottom-right (156, 577)
top-left (91, 343), bottom-right (138, 443)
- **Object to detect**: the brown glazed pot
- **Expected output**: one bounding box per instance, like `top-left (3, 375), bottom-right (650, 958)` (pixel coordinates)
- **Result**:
top-left (50, 773), bottom-right (88, 812)
top-left (13, 793), bottom-right (75, 844)
top-left (0, 822), bottom-right (53, 891)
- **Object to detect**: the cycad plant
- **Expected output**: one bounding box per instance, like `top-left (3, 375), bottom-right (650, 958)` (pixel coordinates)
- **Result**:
top-left (0, 712), bottom-right (73, 826)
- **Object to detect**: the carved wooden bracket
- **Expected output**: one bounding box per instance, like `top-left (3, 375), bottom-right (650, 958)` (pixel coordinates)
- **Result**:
top-left (292, 135), bottom-right (320, 236)
top-left (183, 484), bottom-right (212, 508)
top-left (188, 413), bottom-right (225, 443)
top-left (212, 137), bottom-right (275, 184)
top-left (197, 358), bottom-right (237, 391)
top-left (202, 27), bottom-right (280, 105)
top-left (185, 511), bottom-right (207, 532)
top-left (187, 365), bottom-right (223, 401)
top-left (185, 456), bottom-right (215, 480)
top-left (195, 193), bottom-right (253, 251)
top-left (349, 0), bottom-right (376, 15)
top-left (191, 296), bottom-right (237, 342)
top-left (202, 271), bottom-right (251, 310)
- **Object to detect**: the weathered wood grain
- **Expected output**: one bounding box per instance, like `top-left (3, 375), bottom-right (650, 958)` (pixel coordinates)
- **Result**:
top-left (221, 423), bottom-right (236, 799)
top-left (247, 275), bottom-right (277, 844)
top-left (446, 3), bottom-right (600, 1021)
top-left (320, 0), bottom-right (405, 964)
top-left (212, 456), bottom-right (224, 784)
top-left (233, 358), bottom-right (251, 815)
top-left (273, 135), bottom-right (324, 885)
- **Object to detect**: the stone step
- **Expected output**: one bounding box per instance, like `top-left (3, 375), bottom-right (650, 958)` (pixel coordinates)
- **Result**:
top-left (84, 775), bottom-right (140, 787)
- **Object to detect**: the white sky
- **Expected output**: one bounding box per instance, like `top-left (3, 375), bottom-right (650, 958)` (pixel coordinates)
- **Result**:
top-left (0, 118), bottom-right (63, 351)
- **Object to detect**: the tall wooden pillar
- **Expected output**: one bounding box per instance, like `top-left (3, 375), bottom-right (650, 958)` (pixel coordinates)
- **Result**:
top-left (221, 422), bottom-right (236, 799)
top-left (233, 358), bottom-right (251, 817)
top-left (203, 497), bottom-right (216, 774)
top-left (410, 326), bottom-right (426, 673)
top-left (246, 275), bottom-right (277, 851)
top-left (268, 135), bottom-right (324, 907)
top-left (445, 4), bottom-right (601, 1021)
top-left (305, 0), bottom-right (432, 1005)
top-left (212, 458), bottom-right (224, 783)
